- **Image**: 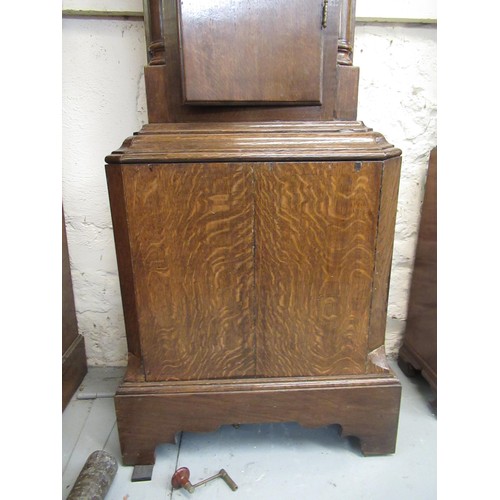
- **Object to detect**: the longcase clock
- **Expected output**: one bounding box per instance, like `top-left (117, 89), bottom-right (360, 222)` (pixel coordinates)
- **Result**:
top-left (105, 0), bottom-right (403, 472)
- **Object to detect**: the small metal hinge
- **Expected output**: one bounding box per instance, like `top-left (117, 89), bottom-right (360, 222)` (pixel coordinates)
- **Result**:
top-left (322, 0), bottom-right (329, 29)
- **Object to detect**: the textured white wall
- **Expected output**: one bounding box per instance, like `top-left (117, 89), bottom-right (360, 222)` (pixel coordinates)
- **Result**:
top-left (62, 18), bottom-right (148, 365)
top-left (356, 0), bottom-right (436, 20)
top-left (62, 17), bottom-right (436, 365)
top-left (355, 24), bottom-right (437, 355)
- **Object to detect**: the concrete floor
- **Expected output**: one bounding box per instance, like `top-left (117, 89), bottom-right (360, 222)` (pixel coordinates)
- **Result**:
top-left (62, 361), bottom-right (436, 499)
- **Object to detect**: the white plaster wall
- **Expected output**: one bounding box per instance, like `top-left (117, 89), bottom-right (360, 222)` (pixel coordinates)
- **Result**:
top-left (356, 0), bottom-right (436, 20)
top-left (62, 17), bottom-right (436, 365)
top-left (62, 18), bottom-right (148, 365)
top-left (355, 24), bottom-right (437, 355)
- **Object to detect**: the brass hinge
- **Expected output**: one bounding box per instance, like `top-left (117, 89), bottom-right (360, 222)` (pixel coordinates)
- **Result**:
top-left (322, 0), bottom-right (328, 29)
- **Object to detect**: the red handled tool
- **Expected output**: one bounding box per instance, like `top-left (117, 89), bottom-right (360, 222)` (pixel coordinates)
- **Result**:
top-left (171, 467), bottom-right (238, 493)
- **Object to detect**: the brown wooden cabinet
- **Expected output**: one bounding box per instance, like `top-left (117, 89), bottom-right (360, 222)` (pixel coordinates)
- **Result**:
top-left (62, 208), bottom-right (87, 410)
top-left (398, 148), bottom-right (437, 392)
top-left (106, 0), bottom-right (403, 468)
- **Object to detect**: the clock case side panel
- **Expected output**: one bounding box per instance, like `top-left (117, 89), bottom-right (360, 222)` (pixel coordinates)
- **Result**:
top-left (106, 164), bottom-right (146, 381)
top-left (366, 156), bottom-right (402, 374)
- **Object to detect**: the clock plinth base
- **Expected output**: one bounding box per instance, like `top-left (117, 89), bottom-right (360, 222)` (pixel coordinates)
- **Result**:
top-left (115, 373), bottom-right (401, 466)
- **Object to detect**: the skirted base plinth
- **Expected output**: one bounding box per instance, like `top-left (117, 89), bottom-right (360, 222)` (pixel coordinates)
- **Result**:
top-left (115, 373), bottom-right (401, 466)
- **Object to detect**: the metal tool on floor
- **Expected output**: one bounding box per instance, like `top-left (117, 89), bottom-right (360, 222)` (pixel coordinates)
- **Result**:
top-left (171, 467), bottom-right (238, 493)
top-left (67, 450), bottom-right (118, 500)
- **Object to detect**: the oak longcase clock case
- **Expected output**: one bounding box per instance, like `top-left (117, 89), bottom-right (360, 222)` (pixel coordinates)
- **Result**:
top-left (106, 0), bottom-right (402, 468)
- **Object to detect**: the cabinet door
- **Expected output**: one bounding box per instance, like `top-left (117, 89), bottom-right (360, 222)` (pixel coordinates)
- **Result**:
top-left (178, 0), bottom-right (328, 105)
top-left (118, 160), bottom-right (383, 381)
top-left (254, 162), bottom-right (382, 377)
top-left (121, 163), bottom-right (255, 381)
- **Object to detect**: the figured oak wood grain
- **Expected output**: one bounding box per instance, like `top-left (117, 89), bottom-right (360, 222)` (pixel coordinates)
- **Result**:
top-left (121, 163), bottom-right (255, 381)
top-left (255, 162), bottom-right (382, 376)
top-left (107, 125), bottom-right (402, 383)
top-left (112, 158), bottom-right (399, 381)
